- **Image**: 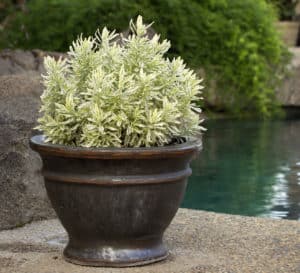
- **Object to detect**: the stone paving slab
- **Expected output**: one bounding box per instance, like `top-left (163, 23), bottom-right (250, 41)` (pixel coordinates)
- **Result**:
top-left (0, 209), bottom-right (300, 273)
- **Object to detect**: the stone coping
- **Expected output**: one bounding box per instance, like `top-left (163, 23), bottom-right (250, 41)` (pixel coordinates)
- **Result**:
top-left (0, 209), bottom-right (300, 273)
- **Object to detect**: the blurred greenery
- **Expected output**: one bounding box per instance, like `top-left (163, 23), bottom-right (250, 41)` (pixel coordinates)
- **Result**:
top-left (0, 0), bottom-right (290, 118)
top-left (268, 0), bottom-right (299, 20)
top-left (0, 0), bottom-right (15, 25)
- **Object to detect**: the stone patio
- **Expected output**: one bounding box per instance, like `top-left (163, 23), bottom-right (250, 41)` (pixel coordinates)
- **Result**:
top-left (1, 208), bottom-right (300, 273)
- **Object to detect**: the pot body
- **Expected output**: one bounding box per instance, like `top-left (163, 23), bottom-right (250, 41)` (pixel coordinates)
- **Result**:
top-left (30, 135), bottom-right (201, 267)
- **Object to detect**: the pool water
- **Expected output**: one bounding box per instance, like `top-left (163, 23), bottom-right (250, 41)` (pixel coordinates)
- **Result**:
top-left (182, 119), bottom-right (300, 220)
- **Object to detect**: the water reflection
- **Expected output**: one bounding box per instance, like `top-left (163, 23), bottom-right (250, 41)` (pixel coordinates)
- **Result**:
top-left (281, 163), bottom-right (300, 219)
top-left (182, 119), bottom-right (300, 220)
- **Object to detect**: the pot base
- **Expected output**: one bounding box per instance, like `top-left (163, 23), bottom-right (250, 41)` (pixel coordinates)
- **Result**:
top-left (63, 240), bottom-right (168, 267)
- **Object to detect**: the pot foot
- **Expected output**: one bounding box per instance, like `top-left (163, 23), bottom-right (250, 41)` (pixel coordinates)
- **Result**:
top-left (63, 240), bottom-right (168, 267)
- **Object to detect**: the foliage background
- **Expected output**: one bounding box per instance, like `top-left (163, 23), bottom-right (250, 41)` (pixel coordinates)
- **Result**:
top-left (0, 0), bottom-right (290, 117)
top-left (268, 0), bottom-right (299, 20)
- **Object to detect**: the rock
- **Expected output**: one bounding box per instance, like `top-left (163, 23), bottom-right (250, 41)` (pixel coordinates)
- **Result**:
top-left (0, 49), bottom-right (66, 76)
top-left (0, 73), bottom-right (55, 230)
top-left (0, 49), bottom-right (67, 230)
top-left (0, 50), bottom-right (36, 75)
top-left (276, 22), bottom-right (299, 47)
top-left (276, 47), bottom-right (300, 107)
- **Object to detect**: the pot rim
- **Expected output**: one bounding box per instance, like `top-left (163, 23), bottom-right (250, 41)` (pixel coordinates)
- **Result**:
top-left (30, 135), bottom-right (202, 159)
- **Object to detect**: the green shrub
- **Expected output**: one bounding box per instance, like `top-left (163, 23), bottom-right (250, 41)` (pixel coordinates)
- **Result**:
top-left (1, 0), bottom-right (290, 117)
top-left (37, 16), bottom-right (204, 147)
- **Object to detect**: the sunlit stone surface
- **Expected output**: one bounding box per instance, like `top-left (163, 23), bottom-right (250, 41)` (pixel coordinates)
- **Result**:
top-left (0, 209), bottom-right (300, 273)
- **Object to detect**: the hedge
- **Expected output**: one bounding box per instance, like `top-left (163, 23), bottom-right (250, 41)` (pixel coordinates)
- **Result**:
top-left (0, 0), bottom-right (290, 117)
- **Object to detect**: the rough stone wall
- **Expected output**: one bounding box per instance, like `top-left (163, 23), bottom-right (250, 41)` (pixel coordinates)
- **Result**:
top-left (0, 50), bottom-right (66, 230)
top-left (0, 49), bottom-right (66, 76)
top-left (0, 74), bottom-right (56, 230)
top-left (276, 47), bottom-right (300, 107)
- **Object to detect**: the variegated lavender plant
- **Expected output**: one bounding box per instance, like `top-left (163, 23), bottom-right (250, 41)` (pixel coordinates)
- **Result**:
top-left (37, 16), bottom-right (204, 147)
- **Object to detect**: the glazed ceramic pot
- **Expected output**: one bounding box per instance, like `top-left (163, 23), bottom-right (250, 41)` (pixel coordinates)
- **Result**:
top-left (30, 135), bottom-right (201, 267)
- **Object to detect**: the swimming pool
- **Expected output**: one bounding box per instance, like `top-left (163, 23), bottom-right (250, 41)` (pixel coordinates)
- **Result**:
top-left (182, 119), bottom-right (300, 220)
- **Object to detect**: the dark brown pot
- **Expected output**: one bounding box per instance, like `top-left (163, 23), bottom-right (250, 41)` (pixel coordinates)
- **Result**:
top-left (30, 135), bottom-right (201, 267)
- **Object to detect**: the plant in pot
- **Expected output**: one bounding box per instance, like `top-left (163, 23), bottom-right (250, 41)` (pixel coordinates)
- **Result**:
top-left (30, 16), bottom-right (204, 267)
top-left (272, 0), bottom-right (300, 46)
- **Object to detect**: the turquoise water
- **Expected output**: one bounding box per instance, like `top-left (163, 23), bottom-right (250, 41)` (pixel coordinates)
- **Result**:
top-left (182, 119), bottom-right (300, 220)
